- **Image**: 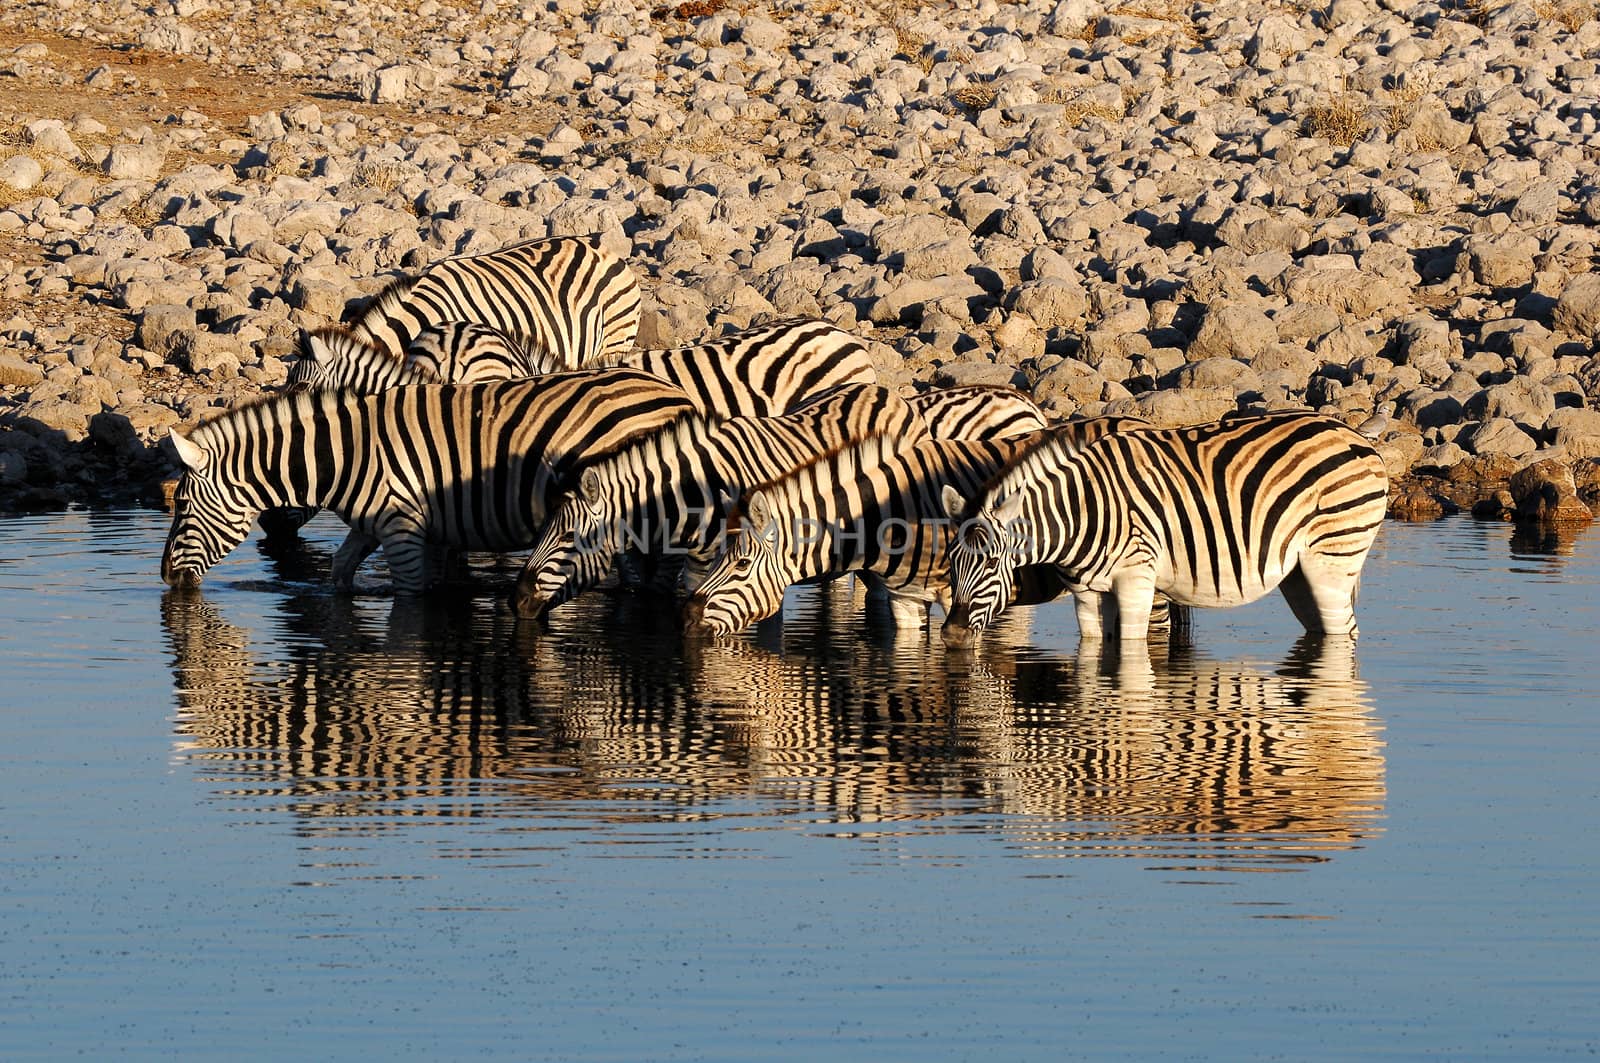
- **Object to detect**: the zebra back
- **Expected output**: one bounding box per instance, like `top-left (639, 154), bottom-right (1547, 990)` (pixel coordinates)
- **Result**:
top-left (345, 235), bottom-right (641, 367)
top-left (162, 369), bottom-right (696, 591)
top-left (944, 411), bottom-right (1389, 640)
top-left (606, 317), bottom-right (879, 418)
top-left (404, 321), bottom-right (560, 382)
top-left (907, 384), bottom-right (1048, 439)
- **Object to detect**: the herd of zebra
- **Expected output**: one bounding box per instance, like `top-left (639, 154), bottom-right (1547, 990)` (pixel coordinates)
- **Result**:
top-left (160, 234), bottom-right (1392, 646)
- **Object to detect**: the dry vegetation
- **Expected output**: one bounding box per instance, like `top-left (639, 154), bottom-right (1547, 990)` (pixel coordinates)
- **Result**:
top-left (1305, 95), bottom-right (1372, 147)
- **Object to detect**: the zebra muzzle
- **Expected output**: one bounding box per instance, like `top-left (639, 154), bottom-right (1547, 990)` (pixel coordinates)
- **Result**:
top-left (941, 606), bottom-right (976, 648)
top-left (681, 596), bottom-right (718, 636)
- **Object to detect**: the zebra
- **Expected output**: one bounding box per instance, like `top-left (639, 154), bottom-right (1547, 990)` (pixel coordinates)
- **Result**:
top-left (343, 234), bottom-right (641, 366)
top-left (600, 317), bottom-right (880, 419)
top-left (903, 384), bottom-right (1048, 439)
top-left (938, 411), bottom-right (1390, 647)
top-left (512, 382), bottom-right (927, 618)
top-left (681, 432), bottom-right (1050, 636)
top-left (161, 368), bottom-right (696, 594)
top-left (284, 326), bottom-right (445, 394)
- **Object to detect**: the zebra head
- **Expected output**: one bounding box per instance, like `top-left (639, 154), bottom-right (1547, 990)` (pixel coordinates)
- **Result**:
top-left (940, 484), bottom-right (1026, 648)
top-left (682, 489), bottom-right (789, 636)
top-left (286, 327), bottom-right (400, 394)
top-left (513, 467), bottom-right (616, 618)
top-left (161, 429), bottom-right (260, 590)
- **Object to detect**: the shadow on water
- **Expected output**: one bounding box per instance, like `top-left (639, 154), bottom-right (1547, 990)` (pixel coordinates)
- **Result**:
top-left (159, 576), bottom-right (1386, 871)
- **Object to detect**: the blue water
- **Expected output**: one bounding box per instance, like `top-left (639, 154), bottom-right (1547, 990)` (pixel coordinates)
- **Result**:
top-left (0, 509), bottom-right (1595, 1060)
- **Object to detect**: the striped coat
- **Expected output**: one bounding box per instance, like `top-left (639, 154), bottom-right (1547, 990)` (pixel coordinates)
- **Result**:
top-left (939, 411), bottom-right (1389, 644)
top-left (346, 234), bottom-right (640, 367)
top-left (161, 369), bottom-right (695, 594)
top-left (682, 432), bottom-right (1038, 635)
top-left (513, 383), bottom-right (925, 617)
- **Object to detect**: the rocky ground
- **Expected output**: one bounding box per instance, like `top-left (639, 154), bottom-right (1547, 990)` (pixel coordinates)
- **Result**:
top-left (3, 0), bottom-right (1600, 527)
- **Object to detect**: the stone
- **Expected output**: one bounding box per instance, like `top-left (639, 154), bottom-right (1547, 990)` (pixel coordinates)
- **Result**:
top-left (1462, 417), bottom-right (1537, 458)
top-left (136, 304), bottom-right (196, 359)
top-left (1551, 273), bottom-right (1600, 337)
top-left (1007, 277), bottom-right (1088, 329)
top-left (1187, 302), bottom-right (1275, 362)
top-left (1106, 387), bottom-right (1237, 427)
top-left (0, 350), bottom-right (44, 387)
top-left (0, 155), bottom-right (44, 191)
top-left (102, 143), bottom-right (166, 181)
top-left (1508, 459), bottom-right (1592, 524)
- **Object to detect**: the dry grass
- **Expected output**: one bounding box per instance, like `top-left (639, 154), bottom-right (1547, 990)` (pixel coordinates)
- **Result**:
top-left (951, 84), bottom-right (997, 112)
top-left (351, 160), bottom-right (409, 192)
top-left (1383, 79), bottom-right (1428, 137)
top-left (892, 20), bottom-right (935, 73)
top-left (1062, 101), bottom-right (1124, 125)
top-left (1305, 96), bottom-right (1371, 147)
top-left (1535, 0), bottom-right (1598, 29)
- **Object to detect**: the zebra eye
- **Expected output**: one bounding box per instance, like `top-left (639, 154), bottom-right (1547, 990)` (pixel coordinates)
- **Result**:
top-left (735, 557), bottom-right (753, 572)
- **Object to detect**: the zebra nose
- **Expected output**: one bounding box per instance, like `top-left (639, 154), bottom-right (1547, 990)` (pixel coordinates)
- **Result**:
top-left (511, 583), bottom-right (549, 619)
top-left (941, 616), bottom-right (975, 648)
top-left (681, 596), bottom-right (714, 635)
top-left (164, 566), bottom-right (201, 590)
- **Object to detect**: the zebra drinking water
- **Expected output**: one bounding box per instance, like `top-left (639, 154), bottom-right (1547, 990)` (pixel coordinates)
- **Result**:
top-left (681, 432), bottom-right (1043, 635)
top-left (513, 383), bottom-right (927, 618)
top-left (161, 368), bottom-right (696, 594)
top-left (939, 411), bottom-right (1389, 646)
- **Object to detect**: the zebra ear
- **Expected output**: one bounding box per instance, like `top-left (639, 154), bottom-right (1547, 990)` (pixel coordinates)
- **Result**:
top-left (168, 429), bottom-right (207, 472)
top-left (941, 484), bottom-right (967, 522)
top-left (745, 490), bottom-right (772, 532)
top-left (303, 329), bottom-right (335, 364)
top-left (992, 491), bottom-right (1025, 528)
top-left (580, 467), bottom-right (603, 505)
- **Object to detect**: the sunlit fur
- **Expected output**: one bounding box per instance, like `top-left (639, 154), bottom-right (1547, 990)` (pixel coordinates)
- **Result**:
top-left (940, 412), bottom-right (1389, 645)
top-left (406, 321), bottom-right (561, 381)
top-left (515, 385), bottom-right (926, 617)
top-left (344, 235), bottom-right (640, 367)
top-left (286, 327), bottom-right (440, 394)
top-left (684, 432), bottom-right (1033, 636)
top-left (600, 317), bottom-right (879, 420)
top-left (905, 384), bottom-right (1047, 440)
top-left (159, 370), bottom-right (695, 593)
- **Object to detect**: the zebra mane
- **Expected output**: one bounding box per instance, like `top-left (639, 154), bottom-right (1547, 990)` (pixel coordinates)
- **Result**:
top-left (730, 429), bottom-right (905, 521)
top-left (185, 387), bottom-right (337, 450)
top-left (345, 275), bottom-right (419, 351)
top-left (967, 418), bottom-right (1099, 503)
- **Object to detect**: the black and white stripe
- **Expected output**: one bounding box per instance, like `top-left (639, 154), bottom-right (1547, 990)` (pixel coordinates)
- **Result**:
top-left (939, 411), bottom-right (1389, 645)
top-left (513, 383), bottom-right (925, 617)
top-left (905, 384), bottom-right (1048, 439)
top-left (161, 369), bottom-right (695, 594)
top-left (285, 326), bottom-right (443, 394)
top-left (682, 432), bottom-right (1040, 635)
top-left (602, 317), bottom-right (879, 419)
top-left (345, 234), bottom-right (640, 367)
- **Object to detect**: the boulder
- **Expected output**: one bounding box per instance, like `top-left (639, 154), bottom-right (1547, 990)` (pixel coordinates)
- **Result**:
top-left (1508, 459), bottom-right (1592, 524)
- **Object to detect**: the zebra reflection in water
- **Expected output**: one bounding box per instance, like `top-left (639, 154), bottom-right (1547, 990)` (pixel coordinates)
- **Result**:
top-left (160, 582), bottom-right (1383, 865)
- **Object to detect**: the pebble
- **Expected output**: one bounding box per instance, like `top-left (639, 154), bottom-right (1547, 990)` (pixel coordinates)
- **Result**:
top-left (0, 0), bottom-right (1596, 523)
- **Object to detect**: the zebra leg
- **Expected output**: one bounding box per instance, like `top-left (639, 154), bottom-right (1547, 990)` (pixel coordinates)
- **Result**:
top-left (331, 531), bottom-right (381, 589)
top-left (1278, 561), bottom-right (1360, 637)
top-left (1111, 573), bottom-right (1160, 640)
top-left (1073, 591), bottom-right (1110, 640)
top-left (377, 531), bottom-right (431, 596)
top-left (886, 591), bottom-right (931, 630)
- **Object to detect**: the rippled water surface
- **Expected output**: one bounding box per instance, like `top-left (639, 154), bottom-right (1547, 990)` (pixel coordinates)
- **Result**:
top-left (2, 510), bottom-right (1595, 1060)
